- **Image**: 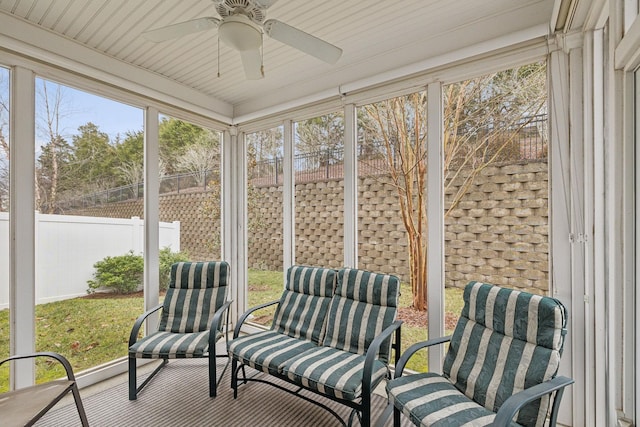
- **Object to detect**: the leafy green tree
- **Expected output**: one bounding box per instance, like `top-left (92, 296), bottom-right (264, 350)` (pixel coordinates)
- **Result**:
top-left (68, 123), bottom-right (117, 191)
top-left (295, 112), bottom-right (344, 154)
top-left (37, 136), bottom-right (73, 212)
top-left (159, 117), bottom-right (208, 174)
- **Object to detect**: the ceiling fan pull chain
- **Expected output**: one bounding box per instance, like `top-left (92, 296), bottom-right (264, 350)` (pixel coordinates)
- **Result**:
top-left (217, 36), bottom-right (221, 78)
top-left (261, 31), bottom-right (265, 78)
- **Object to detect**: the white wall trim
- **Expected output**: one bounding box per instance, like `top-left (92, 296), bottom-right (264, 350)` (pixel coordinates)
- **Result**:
top-left (615, 12), bottom-right (640, 70)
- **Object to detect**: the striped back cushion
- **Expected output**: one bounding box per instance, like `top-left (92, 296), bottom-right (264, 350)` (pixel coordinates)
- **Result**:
top-left (271, 265), bottom-right (337, 344)
top-left (159, 261), bottom-right (229, 334)
top-left (443, 281), bottom-right (567, 427)
top-left (321, 268), bottom-right (399, 363)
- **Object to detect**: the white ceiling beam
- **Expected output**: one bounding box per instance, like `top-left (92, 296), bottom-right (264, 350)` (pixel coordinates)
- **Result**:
top-left (233, 24), bottom-right (548, 125)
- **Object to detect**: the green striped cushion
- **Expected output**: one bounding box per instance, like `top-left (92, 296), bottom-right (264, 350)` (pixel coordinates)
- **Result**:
top-left (271, 265), bottom-right (336, 344)
top-left (228, 330), bottom-right (317, 375)
top-left (159, 261), bottom-right (229, 334)
top-left (386, 373), bottom-right (521, 427)
top-left (282, 346), bottom-right (388, 401)
top-left (130, 330), bottom-right (221, 358)
top-left (442, 282), bottom-right (567, 426)
top-left (321, 268), bottom-right (399, 363)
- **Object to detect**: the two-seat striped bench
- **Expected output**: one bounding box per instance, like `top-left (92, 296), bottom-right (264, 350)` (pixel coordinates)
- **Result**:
top-left (386, 281), bottom-right (574, 427)
top-left (229, 265), bottom-right (402, 427)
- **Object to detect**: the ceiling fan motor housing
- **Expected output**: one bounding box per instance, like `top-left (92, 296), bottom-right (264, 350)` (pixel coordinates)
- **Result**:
top-left (214, 0), bottom-right (266, 24)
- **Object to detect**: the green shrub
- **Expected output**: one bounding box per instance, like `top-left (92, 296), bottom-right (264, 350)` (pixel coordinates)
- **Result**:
top-left (87, 251), bottom-right (143, 294)
top-left (87, 248), bottom-right (191, 294)
top-left (159, 247), bottom-right (190, 290)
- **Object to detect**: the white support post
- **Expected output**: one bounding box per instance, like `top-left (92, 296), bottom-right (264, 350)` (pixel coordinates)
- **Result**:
top-left (426, 82), bottom-right (444, 372)
top-left (549, 40), bottom-right (581, 427)
top-left (9, 65), bottom-right (36, 389)
top-left (568, 38), bottom-right (585, 427)
top-left (343, 103), bottom-right (358, 268)
top-left (283, 120), bottom-right (295, 278)
top-left (144, 107), bottom-right (160, 333)
top-left (224, 126), bottom-right (247, 322)
top-left (592, 29), bottom-right (611, 427)
top-left (634, 67), bottom-right (640, 426)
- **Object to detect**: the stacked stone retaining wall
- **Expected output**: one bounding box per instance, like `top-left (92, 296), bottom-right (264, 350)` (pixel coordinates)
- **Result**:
top-left (67, 161), bottom-right (548, 293)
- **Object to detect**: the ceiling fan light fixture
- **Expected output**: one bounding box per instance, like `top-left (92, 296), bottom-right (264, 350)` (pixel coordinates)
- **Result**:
top-left (218, 15), bottom-right (262, 51)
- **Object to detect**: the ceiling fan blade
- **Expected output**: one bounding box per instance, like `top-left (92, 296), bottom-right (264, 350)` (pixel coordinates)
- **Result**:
top-left (240, 49), bottom-right (264, 80)
top-left (263, 19), bottom-right (342, 64)
top-left (252, 0), bottom-right (279, 8)
top-left (143, 17), bottom-right (220, 43)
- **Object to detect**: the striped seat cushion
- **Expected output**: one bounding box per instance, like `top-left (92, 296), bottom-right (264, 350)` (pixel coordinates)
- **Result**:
top-left (159, 261), bottom-right (229, 334)
top-left (228, 330), bottom-right (317, 375)
top-left (271, 265), bottom-right (336, 344)
top-left (130, 330), bottom-right (222, 358)
top-left (321, 268), bottom-right (399, 363)
top-left (388, 281), bottom-right (567, 427)
top-left (386, 373), bottom-right (521, 427)
top-left (282, 346), bottom-right (388, 401)
top-left (443, 282), bottom-right (566, 426)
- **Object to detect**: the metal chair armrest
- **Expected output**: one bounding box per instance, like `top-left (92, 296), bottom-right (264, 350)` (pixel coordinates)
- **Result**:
top-left (233, 299), bottom-right (281, 338)
top-left (493, 376), bottom-right (575, 426)
top-left (0, 352), bottom-right (77, 381)
top-left (128, 304), bottom-right (163, 346)
top-left (394, 335), bottom-right (452, 377)
top-left (363, 320), bottom-right (403, 396)
top-left (209, 299), bottom-right (233, 349)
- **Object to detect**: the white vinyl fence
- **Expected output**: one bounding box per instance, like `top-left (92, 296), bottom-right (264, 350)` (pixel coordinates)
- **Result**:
top-left (0, 213), bottom-right (180, 310)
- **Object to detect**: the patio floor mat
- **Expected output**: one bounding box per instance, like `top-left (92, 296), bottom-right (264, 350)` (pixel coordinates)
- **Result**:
top-left (34, 359), bottom-right (410, 426)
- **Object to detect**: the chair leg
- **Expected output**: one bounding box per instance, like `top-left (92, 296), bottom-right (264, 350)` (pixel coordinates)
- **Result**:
top-left (70, 382), bottom-right (90, 426)
top-left (209, 351), bottom-right (217, 397)
top-left (231, 358), bottom-right (238, 398)
top-left (393, 406), bottom-right (401, 427)
top-left (128, 355), bottom-right (137, 401)
top-left (362, 394), bottom-right (371, 427)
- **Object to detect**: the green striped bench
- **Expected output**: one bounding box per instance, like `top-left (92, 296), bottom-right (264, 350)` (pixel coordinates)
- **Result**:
top-left (385, 281), bottom-right (573, 427)
top-left (229, 265), bottom-right (402, 427)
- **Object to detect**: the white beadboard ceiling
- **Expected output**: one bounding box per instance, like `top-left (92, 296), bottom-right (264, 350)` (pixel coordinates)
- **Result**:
top-left (0, 0), bottom-right (558, 122)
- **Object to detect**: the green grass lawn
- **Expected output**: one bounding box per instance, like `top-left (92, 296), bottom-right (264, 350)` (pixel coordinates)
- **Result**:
top-left (0, 295), bottom-right (144, 392)
top-left (0, 269), bottom-right (464, 392)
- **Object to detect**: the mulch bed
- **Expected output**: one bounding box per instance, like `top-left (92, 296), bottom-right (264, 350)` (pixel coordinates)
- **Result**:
top-left (398, 307), bottom-right (459, 330)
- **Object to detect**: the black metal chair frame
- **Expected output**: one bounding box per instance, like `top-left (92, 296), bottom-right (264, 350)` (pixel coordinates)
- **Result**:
top-left (128, 299), bottom-right (232, 400)
top-left (382, 335), bottom-right (575, 427)
top-left (0, 352), bottom-right (89, 427)
top-left (230, 299), bottom-right (403, 427)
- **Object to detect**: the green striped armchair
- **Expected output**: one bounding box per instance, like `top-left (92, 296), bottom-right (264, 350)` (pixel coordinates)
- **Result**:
top-left (128, 261), bottom-right (232, 400)
top-left (385, 281), bottom-right (573, 427)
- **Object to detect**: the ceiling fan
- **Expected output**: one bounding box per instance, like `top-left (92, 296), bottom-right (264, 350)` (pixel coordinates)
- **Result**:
top-left (143, 0), bottom-right (343, 80)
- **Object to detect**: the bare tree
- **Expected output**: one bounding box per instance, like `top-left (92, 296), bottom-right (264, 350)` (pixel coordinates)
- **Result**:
top-left (36, 80), bottom-right (75, 213)
top-left (117, 161), bottom-right (144, 198)
top-left (176, 130), bottom-right (219, 186)
top-left (362, 62), bottom-right (547, 311)
top-left (363, 92), bottom-right (429, 310)
top-left (0, 69), bottom-right (9, 210)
